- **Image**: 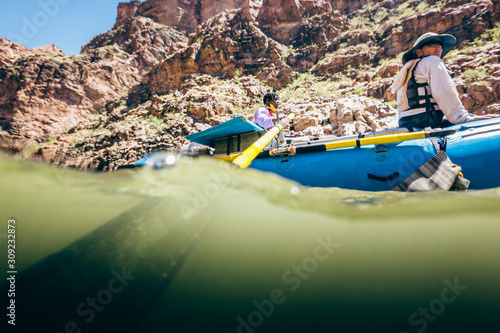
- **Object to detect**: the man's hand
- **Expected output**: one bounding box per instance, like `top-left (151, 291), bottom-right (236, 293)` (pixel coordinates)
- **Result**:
top-left (471, 114), bottom-right (500, 121)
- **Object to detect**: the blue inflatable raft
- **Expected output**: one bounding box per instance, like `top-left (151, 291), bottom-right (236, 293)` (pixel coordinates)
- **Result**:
top-left (134, 117), bottom-right (500, 191)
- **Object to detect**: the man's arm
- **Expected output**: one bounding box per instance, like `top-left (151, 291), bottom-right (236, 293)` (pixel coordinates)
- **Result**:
top-left (427, 57), bottom-right (498, 123)
top-left (254, 108), bottom-right (276, 129)
top-left (426, 57), bottom-right (472, 124)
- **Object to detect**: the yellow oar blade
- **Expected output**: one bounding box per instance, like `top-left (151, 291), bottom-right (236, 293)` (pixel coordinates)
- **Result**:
top-left (233, 113), bottom-right (295, 169)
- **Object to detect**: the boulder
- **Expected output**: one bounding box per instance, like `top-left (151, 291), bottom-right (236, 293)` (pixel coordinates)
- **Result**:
top-left (333, 97), bottom-right (397, 136)
top-left (467, 82), bottom-right (495, 106)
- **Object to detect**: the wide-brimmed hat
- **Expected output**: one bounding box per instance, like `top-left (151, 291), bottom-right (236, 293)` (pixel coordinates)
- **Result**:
top-left (402, 32), bottom-right (456, 64)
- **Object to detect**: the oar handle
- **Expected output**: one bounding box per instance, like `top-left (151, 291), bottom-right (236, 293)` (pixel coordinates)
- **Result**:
top-left (232, 113), bottom-right (295, 169)
top-left (428, 128), bottom-right (457, 137)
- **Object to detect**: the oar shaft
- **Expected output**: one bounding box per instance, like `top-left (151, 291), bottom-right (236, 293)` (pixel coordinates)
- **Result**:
top-left (292, 131), bottom-right (432, 155)
top-left (324, 132), bottom-right (428, 150)
top-left (233, 113), bottom-right (295, 169)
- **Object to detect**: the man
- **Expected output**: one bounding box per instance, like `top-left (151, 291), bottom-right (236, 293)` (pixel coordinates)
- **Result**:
top-left (254, 91), bottom-right (280, 130)
top-left (391, 32), bottom-right (497, 129)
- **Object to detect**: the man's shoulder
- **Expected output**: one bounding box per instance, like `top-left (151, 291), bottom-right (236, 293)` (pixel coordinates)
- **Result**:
top-left (416, 56), bottom-right (447, 77)
top-left (419, 55), bottom-right (443, 67)
top-left (255, 106), bottom-right (269, 114)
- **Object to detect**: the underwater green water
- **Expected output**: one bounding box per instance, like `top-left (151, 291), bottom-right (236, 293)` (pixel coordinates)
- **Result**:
top-left (1, 154), bottom-right (499, 332)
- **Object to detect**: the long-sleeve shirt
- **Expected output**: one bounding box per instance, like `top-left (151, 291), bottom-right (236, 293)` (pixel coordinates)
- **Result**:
top-left (254, 106), bottom-right (275, 129)
top-left (392, 56), bottom-right (473, 124)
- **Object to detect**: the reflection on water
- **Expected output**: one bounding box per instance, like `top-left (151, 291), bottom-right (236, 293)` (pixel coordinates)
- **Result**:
top-left (1, 154), bottom-right (499, 332)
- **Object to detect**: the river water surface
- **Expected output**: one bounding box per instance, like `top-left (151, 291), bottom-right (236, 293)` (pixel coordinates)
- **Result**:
top-left (1, 154), bottom-right (499, 332)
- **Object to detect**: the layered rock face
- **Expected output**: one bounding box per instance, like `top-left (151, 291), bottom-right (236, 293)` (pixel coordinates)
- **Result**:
top-left (379, 0), bottom-right (499, 58)
top-left (44, 75), bottom-right (269, 170)
top-left (83, 17), bottom-right (186, 70)
top-left (253, 0), bottom-right (333, 44)
top-left (0, 17), bottom-right (186, 152)
top-left (0, 50), bottom-right (134, 152)
top-left (115, 0), bottom-right (246, 34)
top-left (0, 38), bottom-right (66, 67)
top-left (328, 0), bottom-right (374, 13)
top-left (132, 0), bottom-right (346, 102)
top-left (139, 8), bottom-right (294, 100)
